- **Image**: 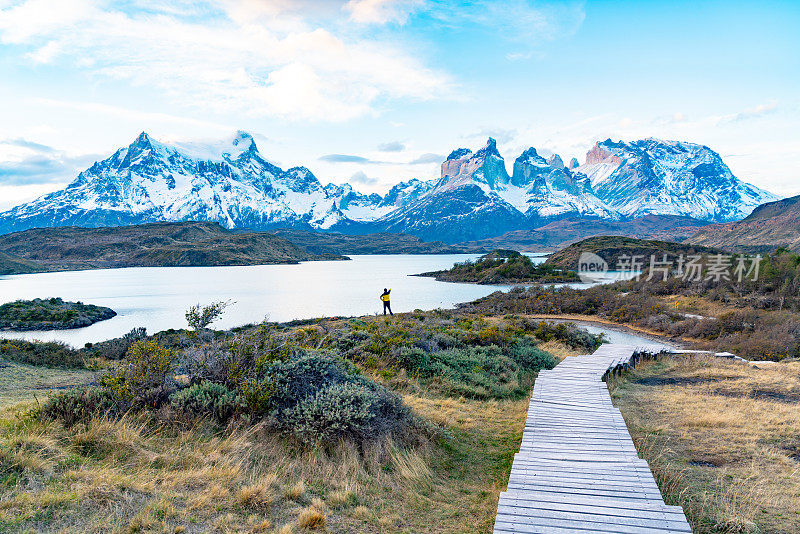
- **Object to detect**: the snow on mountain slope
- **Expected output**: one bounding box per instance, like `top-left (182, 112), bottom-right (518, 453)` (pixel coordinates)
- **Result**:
top-left (508, 147), bottom-right (615, 219)
top-left (0, 131), bottom-right (386, 234)
top-left (369, 139), bottom-right (614, 242)
top-left (379, 179), bottom-right (436, 209)
top-left (577, 138), bottom-right (778, 222)
top-left (434, 138), bottom-right (511, 193)
top-left (0, 132), bottom-right (779, 242)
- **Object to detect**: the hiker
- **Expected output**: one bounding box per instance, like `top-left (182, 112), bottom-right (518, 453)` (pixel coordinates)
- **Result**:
top-left (380, 288), bottom-right (393, 315)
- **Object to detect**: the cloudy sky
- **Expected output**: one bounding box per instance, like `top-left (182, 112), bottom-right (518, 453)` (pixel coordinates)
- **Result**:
top-left (0, 0), bottom-right (798, 210)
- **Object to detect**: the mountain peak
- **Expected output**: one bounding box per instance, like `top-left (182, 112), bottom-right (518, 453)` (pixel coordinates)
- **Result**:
top-left (515, 147), bottom-right (548, 166)
top-left (475, 137), bottom-right (500, 157)
top-left (232, 130), bottom-right (255, 148)
top-left (132, 131), bottom-right (154, 148)
top-left (580, 137), bottom-right (778, 221)
top-left (547, 154), bottom-right (565, 169)
top-left (446, 148), bottom-right (472, 161)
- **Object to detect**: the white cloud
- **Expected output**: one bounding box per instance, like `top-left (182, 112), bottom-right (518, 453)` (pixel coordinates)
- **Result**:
top-left (0, 0), bottom-right (450, 121)
top-left (720, 100), bottom-right (779, 124)
top-left (0, 183), bottom-right (66, 211)
top-left (344, 0), bottom-right (423, 24)
top-left (349, 170), bottom-right (378, 185)
top-left (0, 137), bottom-right (99, 185)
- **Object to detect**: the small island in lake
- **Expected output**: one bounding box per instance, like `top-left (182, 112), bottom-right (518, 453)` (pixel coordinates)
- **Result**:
top-left (417, 249), bottom-right (580, 284)
top-left (0, 298), bottom-right (117, 331)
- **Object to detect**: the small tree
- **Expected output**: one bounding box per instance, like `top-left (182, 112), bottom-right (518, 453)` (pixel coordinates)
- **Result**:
top-left (185, 300), bottom-right (232, 332)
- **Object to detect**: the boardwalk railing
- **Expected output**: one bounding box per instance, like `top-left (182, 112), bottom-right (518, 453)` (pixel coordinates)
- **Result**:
top-left (494, 344), bottom-right (692, 533)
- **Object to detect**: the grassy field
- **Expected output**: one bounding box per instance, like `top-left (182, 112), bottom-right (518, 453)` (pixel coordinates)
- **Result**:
top-left (7, 305), bottom-right (800, 533)
top-left (0, 392), bottom-right (533, 533)
top-left (0, 312), bottom-right (591, 533)
top-left (609, 355), bottom-right (800, 533)
top-left (0, 361), bottom-right (94, 407)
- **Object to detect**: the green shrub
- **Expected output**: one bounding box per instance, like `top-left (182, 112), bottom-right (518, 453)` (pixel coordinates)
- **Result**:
top-left (283, 381), bottom-right (410, 444)
top-left (170, 381), bottom-right (244, 422)
top-left (266, 352), bottom-right (354, 413)
top-left (85, 327), bottom-right (149, 360)
top-left (101, 340), bottom-right (175, 409)
top-left (0, 339), bottom-right (85, 368)
top-left (40, 387), bottom-right (115, 426)
top-left (396, 347), bottom-right (431, 374)
top-left (262, 352), bottom-right (412, 443)
top-left (511, 342), bottom-right (558, 371)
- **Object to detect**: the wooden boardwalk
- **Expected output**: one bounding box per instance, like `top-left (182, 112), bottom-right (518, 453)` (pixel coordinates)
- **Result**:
top-left (494, 344), bottom-right (692, 533)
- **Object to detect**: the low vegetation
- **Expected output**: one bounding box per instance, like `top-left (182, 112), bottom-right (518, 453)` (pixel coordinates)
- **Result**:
top-left (0, 221), bottom-right (343, 272)
top-left (0, 298), bottom-right (116, 331)
top-left (0, 250), bottom-right (45, 275)
top-left (270, 228), bottom-right (482, 255)
top-left (0, 306), bottom-right (602, 532)
top-left (463, 249), bottom-right (800, 360)
top-left (544, 235), bottom-right (721, 270)
top-left (418, 250), bottom-right (579, 284)
top-left (610, 355), bottom-right (800, 533)
top-left (0, 327), bottom-right (150, 369)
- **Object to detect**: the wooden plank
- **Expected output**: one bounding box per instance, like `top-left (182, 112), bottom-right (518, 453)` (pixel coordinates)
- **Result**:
top-left (493, 343), bottom-right (692, 533)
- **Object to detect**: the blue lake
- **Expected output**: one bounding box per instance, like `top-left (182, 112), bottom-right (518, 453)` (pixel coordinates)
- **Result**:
top-left (0, 254), bottom-right (518, 347)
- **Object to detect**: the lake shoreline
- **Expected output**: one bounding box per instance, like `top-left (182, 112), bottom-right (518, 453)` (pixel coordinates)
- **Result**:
top-left (513, 313), bottom-right (686, 349)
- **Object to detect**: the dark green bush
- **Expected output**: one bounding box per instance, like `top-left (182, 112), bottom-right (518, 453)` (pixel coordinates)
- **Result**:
top-left (170, 381), bottom-right (244, 422)
top-left (0, 339), bottom-right (85, 368)
top-left (100, 340), bottom-right (176, 409)
top-left (511, 342), bottom-right (558, 370)
top-left (40, 387), bottom-right (115, 426)
top-left (263, 352), bottom-right (413, 444)
top-left (283, 381), bottom-right (410, 444)
top-left (266, 352), bottom-right (360, 412)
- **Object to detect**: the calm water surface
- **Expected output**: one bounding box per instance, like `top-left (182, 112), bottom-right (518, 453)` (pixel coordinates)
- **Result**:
top-left (0, 253), bottom-right (649, 348)
top-left (0, 254), bottom-right (528, 347)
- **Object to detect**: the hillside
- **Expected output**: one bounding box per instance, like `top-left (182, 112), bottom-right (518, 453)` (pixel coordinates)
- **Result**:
top-left (687, 194), bottom-right (800, 252)
top-left (0, 251), bottom-right (46, 276)
top-left (0, 221), bottom-right (343, 272)
top-left (545, 236), bottom-right (721, 270)
top-left (418, 250), bottom-right (580, 284)
top-left (269, 229), bottom-right (483, 255)
top-left (463, 214), bottom-right (710, 252)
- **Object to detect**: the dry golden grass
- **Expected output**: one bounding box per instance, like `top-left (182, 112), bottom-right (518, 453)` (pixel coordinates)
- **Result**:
top-left (297, 503), bottom-right (326, 529)
top-left (0, 388), bottom-right (531, 533)
top-left (282, 480), bottom-right (305, 502)
top-left (665, 295), bottom-right (740, 318)
top-left (610, 355), bottom-right (800, 533)
top-left (536, 340), bottom-right (582, 360)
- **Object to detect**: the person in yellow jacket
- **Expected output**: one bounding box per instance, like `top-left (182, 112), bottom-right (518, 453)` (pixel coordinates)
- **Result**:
top-left (380, 288), bottom-right (393, 315)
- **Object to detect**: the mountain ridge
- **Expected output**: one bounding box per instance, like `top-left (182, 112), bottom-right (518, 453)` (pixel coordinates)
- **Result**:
top-left (0, 131), bottom-right (778, 243)
top-left (686, 194), bottom-right (800, 253)
top-left (0, 221), bottom-right (343, 272)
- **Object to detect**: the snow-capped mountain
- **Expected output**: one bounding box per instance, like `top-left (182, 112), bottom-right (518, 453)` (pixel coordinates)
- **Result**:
top-left (0, 132), bottom-right (778, 244)
top-left (378, 179), bottom-right (435, 209)
top-left (367, 138), bottom-right (615, 241)
top-left (509, 147), bottom-right (615, 220)
top-left (0, 131), bottom-right (391, 234)
top-left (577, 138), bottom-right (778, 222)
top-left (369, 139), bottom-right (525, 241)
